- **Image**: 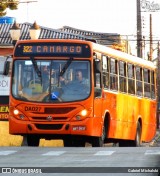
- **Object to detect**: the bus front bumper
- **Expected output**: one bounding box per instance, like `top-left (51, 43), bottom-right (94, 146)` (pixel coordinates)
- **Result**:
top-left (9, 116), bottom-right (102, 137)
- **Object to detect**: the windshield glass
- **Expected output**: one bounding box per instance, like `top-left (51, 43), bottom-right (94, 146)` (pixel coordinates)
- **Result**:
top-left (12, 59), bottom-right (91, 103)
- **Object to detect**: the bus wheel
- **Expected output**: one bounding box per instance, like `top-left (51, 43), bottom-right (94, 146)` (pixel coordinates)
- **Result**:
top-left (119, 122), bottom-right (141, 147)
top-left (92, 125), bottom-right (105, 147)
top-left (132, 122), bottom-right (141, 147)
top-left (27, 135), bottom-right (40, 147)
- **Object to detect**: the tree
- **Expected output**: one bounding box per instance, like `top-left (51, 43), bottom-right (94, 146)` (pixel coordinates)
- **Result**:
top-left (0, 0), bottom-right (19, 17)
top-left (111, 43), bottom-right (125, 52)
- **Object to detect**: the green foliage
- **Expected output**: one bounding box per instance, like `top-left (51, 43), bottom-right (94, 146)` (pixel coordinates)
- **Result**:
top-left (0, 4), bottom-right (7, 12)
top-left (0, 11), bottom-right (7, 16)
top-left (8, 4), bottom-right (18, 10)
top-left (0, 0), bottom-right (19, 17)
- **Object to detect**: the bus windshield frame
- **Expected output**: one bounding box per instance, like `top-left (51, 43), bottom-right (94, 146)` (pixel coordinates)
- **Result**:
top-left (12, 57), bottom-right (91, 103)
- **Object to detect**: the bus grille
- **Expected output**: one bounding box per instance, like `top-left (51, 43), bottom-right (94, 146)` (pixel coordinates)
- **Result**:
top-left (35, 124), bottom-right (63, 130)
top-left (31, 117), bottom-right (68, 121)
top-left (44, 107), bottom-right (76, 114)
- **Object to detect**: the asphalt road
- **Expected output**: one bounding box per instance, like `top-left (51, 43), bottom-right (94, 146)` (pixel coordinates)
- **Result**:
top-left (0, 146), bottom-right (159, 176)
top-left (0, 127), bottom-right (159, 176)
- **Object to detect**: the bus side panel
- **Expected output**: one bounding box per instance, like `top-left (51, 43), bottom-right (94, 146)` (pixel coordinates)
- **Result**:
top-left (106, 93), bottom-right (140, 141)
top-left (102, 91), bottom-right (117, 138)
top-left (99, 91), bottom-right (157, 142)
top-left (114, 94), bottom-right (137, 140)
top-left (149, 101), bottom-right (157, 139)
top-left (140, 99), bottom-right (157, 142)
top-left (126, 95), bottom-right (140, 139)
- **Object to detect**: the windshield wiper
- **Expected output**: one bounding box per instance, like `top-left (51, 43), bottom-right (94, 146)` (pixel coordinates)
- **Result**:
top-left (30, 56), bottom-right (42, 83)
top-left (59, 57), bottom-right (73, 77)
top-left (58, 57), bottom-right (73, 87)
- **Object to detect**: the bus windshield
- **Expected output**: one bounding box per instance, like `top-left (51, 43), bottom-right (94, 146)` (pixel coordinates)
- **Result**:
top-left (12, 58), bottom-right (91, 103)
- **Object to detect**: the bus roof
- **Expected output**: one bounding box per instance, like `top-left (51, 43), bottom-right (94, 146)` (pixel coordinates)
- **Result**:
top-left (92, 42), bottom-right (156, 70)
top-left (15, 39), bottom-right (156, 70)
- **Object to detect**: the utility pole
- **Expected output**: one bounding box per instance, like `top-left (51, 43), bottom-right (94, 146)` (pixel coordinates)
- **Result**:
top-left (137, 0), bottom-right (143, 58)
top-left (149, 14), bottom-right (153, 61)
top-left (19, 1), bottom-right (38, 21)
top-left (157, 41), bottom-right (160, 129)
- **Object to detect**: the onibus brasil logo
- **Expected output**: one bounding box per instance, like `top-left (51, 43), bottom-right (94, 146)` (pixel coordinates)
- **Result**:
top-left (141, 0), bottom-right (160, 11)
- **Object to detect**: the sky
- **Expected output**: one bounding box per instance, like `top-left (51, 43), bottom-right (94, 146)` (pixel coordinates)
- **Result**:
top-left (7, 0), bottom-right (137, 34)
top-left (6, 0), bottom-right (160, 58)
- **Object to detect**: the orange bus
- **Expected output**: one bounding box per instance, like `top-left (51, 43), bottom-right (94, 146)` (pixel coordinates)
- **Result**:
top-left (8, 39), bottom-right (157, 147)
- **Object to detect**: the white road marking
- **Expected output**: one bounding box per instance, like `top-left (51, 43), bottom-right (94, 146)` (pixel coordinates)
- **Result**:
top-left (145, 150), bottom-right (160, 155)
top-left (94, 151), bottom-right (115, 156)
top-left (0, 151), bottom-right (17, 155)
top-left (2, 150), bottom-right (159, 157)
top-left (42, 151), bottom-right (66, 156)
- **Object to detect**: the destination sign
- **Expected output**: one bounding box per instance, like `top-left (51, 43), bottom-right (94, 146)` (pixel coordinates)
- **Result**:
top-left (23, 45), bottom-right (82, 54)
top-left (14, 42), bottom-right (91, 58)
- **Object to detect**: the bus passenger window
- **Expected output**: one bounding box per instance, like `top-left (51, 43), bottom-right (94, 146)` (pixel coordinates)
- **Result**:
top-left (110, 75), bottom-right (118, 90)
top-left (128, 63), bottom-right (135, 94)
top-left (103, 72), bottom-right (109, 88)
top-left (151, 71), bottom-right (155, 99)
top-left (136, 67), bottom-right (142, 96)
top-left (144, 69), bottom-right (151, 98)
top-left (119, 61), bottom-right (126, 93)
top-left (110, 58), bottom-right (118, 90)
top-left (102, 56), bottom-right (109, 89)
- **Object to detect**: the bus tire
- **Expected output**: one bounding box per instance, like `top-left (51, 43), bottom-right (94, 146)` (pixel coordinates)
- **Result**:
top-left (119, 122), bottom-right (141, 147)
top-left (27, 135), bottom-right (40, 147)
top-left (131, 121), bottom-right (141, 147)
top-left (92, 125), bottom-right (105, 147)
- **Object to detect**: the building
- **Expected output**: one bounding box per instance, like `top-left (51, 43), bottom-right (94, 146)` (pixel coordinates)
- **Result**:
top-left (0, 22), bottom-right (131, 57)
top-left (59, 26), bottom-right (130, 53)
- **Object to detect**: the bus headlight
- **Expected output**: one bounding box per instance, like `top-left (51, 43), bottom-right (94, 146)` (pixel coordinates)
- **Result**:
top-left (74, 108), bottom-right (92, 121)
top-left (81, 109), bottom-right (87, 116)
top-left (75, 109), bottom-right (88, 120)
top-left (13, 109), bottom-right (27, 120)
top-left (13, 109), bottom-right (19, 115)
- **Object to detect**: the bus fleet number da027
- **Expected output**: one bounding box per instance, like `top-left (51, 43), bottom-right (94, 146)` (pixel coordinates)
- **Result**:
top-left (24, 106), bottom-right (42, 112)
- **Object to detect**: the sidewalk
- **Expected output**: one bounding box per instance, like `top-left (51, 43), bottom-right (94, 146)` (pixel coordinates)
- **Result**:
top-left (148, 129), bottom-right (160, 147)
